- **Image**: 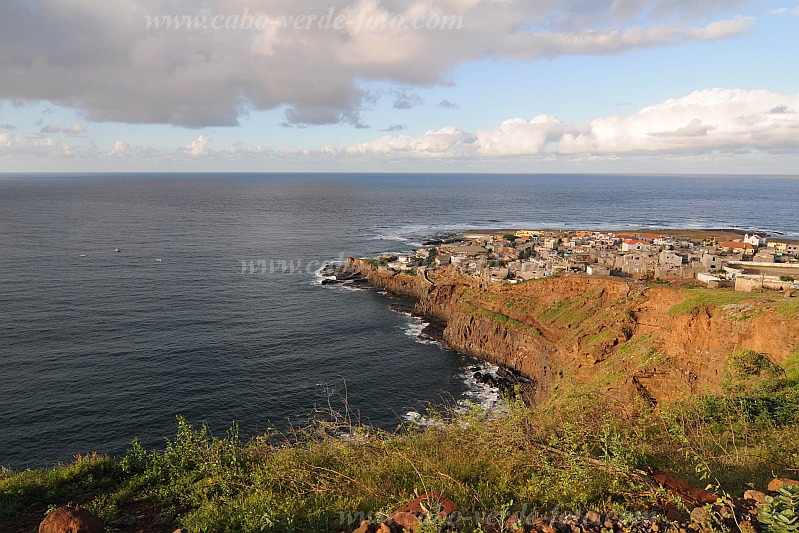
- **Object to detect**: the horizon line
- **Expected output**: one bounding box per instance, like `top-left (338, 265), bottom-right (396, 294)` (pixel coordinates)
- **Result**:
top-left (2, 171), bottom-right (799, 179)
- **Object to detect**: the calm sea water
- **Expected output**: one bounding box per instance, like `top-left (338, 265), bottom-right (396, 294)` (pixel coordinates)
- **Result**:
top-left (1, 173), bottom-right (798, 469)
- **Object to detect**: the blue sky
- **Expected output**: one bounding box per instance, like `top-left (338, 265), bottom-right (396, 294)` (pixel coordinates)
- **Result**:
top-left (1, 0), bottom-right (798, 173)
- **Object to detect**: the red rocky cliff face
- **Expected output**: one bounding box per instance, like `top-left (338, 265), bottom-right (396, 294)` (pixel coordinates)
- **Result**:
top-left (349, 258), bottom-right (799, 404)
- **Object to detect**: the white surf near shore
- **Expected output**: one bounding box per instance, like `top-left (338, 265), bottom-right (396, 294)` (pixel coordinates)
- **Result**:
top-left (394, 310), bottom-right (507, 425)
top-left (403, 361), bottom-right (506, 426)
top-left (398, 312), bottom-right (440, 346)
top-left (313, 261), bottom-right (369, 291)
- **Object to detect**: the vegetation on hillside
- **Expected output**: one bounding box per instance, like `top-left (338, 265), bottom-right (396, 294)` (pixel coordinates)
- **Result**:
top-left (667, 288), bottom-right (799, 317)
top-left (2, 350), bottom-right (798, 532)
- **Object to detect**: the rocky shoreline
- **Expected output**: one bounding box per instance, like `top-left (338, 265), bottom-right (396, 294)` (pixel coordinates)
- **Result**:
top-left (322, 254), bottom-right (799, 408)
top-left (386, 302), bottom-right (530, 399)
top-left (322, 259), bottom-right (541, 402)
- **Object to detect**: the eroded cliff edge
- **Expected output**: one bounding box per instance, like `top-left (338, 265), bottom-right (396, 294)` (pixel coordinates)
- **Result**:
top-left (347, 258), bottom-right (799, 404)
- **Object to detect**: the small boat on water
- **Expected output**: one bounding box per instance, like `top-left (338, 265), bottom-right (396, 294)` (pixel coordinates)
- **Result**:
top-left (113, 248), bottom-right (121, 253)
top-left (155, 258), bottom-right (162, 262)
top-left (79, 254), bottom-right (86, 258)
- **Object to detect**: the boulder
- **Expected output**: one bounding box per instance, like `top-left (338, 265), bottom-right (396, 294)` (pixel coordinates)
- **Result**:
top-left (768, 478), bottom-right (799, 492)
top-left (689, 506), bottom-right (710, 528)
top-left (38, 507), bottom-right (104, 533)
top-left (743, 490), bottom-right (766, 505)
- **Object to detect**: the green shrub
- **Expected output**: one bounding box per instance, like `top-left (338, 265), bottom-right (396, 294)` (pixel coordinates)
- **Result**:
top-left (728, 350), bottom-right (784, 379)
top-left (759, 485), bottom-right (799, 533)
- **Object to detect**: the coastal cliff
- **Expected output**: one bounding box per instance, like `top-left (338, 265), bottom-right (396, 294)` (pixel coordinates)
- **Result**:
top-left (2, 262), bottom-right (797, 532)
top-left (347, 258), bottom-right (799, 404)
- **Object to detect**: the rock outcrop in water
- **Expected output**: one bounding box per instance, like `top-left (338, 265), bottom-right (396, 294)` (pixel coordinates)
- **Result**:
top-left (345, 258), bottom-right (799, 404)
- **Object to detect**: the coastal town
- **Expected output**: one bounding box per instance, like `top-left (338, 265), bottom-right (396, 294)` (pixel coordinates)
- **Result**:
top-left (375, 229), bottom-right (799, 293)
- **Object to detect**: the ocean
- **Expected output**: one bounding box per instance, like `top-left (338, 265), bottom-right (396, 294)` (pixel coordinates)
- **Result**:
top-left (1, 173), bottom-right (798, 469)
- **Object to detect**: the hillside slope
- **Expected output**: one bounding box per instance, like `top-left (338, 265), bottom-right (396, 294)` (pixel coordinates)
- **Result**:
top-left (348, 259), bottom-right (799, 404)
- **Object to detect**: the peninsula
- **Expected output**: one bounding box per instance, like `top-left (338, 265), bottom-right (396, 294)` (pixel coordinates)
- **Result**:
top-left (341, 228), bottom-right (799, 405)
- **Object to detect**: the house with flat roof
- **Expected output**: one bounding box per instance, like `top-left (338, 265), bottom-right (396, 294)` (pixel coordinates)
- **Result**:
top-left (659, 250), bottom-right (684, 268)
top-left (700, 253), bottom-right (721, 271)
top-left (587, 265), bottom-right (610, 276)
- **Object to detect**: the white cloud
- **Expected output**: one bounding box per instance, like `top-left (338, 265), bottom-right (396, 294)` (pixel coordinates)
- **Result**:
top-left (5, 88), bottom-right (797, 173)
top-left (349, 89), bottom-right (799, 158)
top-left (0, 132), bottom-right (74, 157)
top-left (0, 0), bottom-right (757, 128)
top-left (475, 115), bottom-right (571, 156)
top-left (348, 126), bottom-right (476, 156)
top-left (559, 88), bottom-right (799, 154)
top-left (111, 141), bottom-right (131, 156)
top-left (187, 135), bottom-right (210, 156)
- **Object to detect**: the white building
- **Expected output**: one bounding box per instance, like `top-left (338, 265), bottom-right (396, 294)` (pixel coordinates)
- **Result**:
top-left (587, 265), bottom-right (611, 276)
top-left (621, 240), bottom-right (651, 252)
top-left (697, 272), bottom-right (722, 284)
top-left (744, 234), bottom-right (767, 247)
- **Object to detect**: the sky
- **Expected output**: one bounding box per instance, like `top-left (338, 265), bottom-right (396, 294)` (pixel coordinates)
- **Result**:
top-left (1, 0), bottom-right (798, 174)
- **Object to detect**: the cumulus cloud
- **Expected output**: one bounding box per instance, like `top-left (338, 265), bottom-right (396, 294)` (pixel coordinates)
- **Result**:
top-left (187, 135), bottom-right (210, 156)
top-left (437, 100), bottom-right (459, 109)
top-left (350, 89), bottom-right (799, 158)
top-left (348, 126), bottom-right (476, 156)
top-left (559, 88), bottom-right (799, 154)
top-left (111, 141), bottom-right (131, 156)
top-left (475, 116), bottom-right (572, 156)
top-left (0, 132), bottom-right (74, 157)
top-left (0, 0), bottom-right (757, 128)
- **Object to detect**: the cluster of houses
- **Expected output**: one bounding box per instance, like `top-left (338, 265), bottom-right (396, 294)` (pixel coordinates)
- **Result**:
top-left (379, 229), bottom-right (799, 292)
